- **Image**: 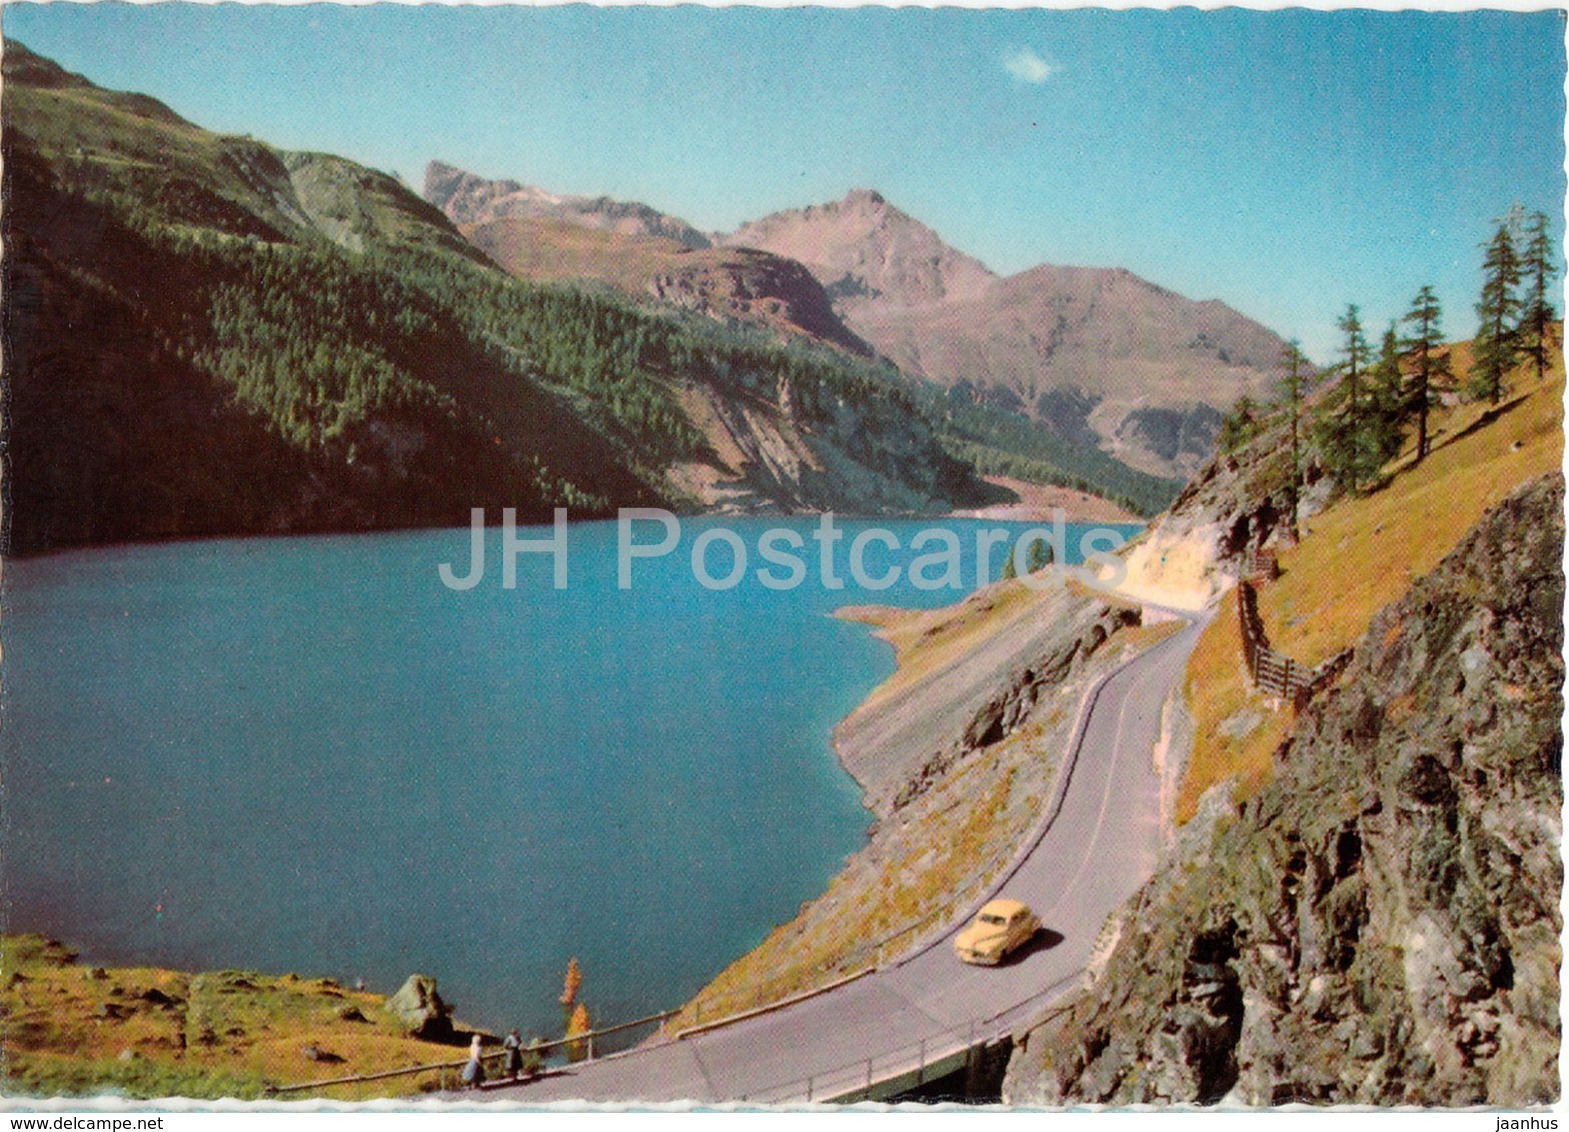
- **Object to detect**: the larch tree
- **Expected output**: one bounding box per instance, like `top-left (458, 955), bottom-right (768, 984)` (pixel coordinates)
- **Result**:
top-left (1470, 217), bottom-right (1523, 405)
top-left (1402, 286), bottom-right (1449, 463)
top-left (1518, 210), bottom-right (1558, 382)
top-left (1277, 339), bottom-right (1312, 537)
top-left (560, 957), bottom-right (582, 1007)
top-left (1337, 303), bottom-right (1371, 421)
top-left (1362, 322), bottom-right (1409, 473)
top-left (1318, 303), bottom-right (1374, 490)
top-left (565, 1003), bottom-right (592, 1063)
top-left (1217, 394), bottom-right (1265, 454)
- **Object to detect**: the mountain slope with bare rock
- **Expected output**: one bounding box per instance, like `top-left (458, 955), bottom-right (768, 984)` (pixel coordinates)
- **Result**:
top-left (725, 190), bottom-right (1289, 480)
top-left (457, 210), bottom-right (874, 357)
top-left (425, 159), bottom-right (713, 248)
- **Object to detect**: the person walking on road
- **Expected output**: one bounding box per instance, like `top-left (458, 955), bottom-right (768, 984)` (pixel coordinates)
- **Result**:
top-left (503, 1029), bottom-right (523, 1080)
top-left (461, 1033), bottom-right (485, 1089)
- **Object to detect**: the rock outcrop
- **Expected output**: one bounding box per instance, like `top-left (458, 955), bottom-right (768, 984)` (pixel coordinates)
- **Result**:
top-left (385, 974), bottom-right (454, 1042)
top-left (1110, 408), bottom-right (1325, 610)
top-left (1004, 474), bottom-right (1564, 1106)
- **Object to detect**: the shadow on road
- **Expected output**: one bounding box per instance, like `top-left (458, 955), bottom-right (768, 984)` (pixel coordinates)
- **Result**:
top-left (997, 927), bottom-right (1065, 966)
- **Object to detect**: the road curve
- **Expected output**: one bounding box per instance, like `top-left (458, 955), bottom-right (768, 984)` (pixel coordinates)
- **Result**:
top-left (463, 609), bottom-right (1206, 1104)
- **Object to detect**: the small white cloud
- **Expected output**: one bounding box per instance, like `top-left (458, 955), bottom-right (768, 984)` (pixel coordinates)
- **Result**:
top-left (1004, 48), bottom-right (1055, 85)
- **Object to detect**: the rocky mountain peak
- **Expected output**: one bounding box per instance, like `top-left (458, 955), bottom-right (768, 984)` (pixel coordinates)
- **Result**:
top-left (724, 188), bottom-right (997, 313)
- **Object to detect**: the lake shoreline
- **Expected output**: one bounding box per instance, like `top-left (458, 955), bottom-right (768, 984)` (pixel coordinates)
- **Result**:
top-left (669, 569), bottom-right (1159, 1028)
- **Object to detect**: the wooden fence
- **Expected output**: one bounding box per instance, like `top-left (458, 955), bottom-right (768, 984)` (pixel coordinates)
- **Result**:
top-left (263, 1008), bottom-right (677, 1099)
top-left (1236, 580), bottom-right (1351, 706)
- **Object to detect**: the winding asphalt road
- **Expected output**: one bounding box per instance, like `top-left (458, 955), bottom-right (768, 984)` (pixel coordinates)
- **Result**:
top-left (464, 606), bottom-right (1205, 1104)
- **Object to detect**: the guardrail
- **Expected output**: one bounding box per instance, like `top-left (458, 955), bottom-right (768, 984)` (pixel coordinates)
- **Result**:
top-left (665, 825), bottom-right (1019, 1038)
top-left (731, 974), bottom-right (1082, 1104)
top-left (264, 1008), bottom-right (676, 1099)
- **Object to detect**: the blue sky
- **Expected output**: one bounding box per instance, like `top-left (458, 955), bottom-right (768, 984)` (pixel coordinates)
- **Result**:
top-left (6, 3), bottom-right (1564, 362)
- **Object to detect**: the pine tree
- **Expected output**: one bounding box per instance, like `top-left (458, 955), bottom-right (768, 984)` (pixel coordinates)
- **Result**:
top-left (1401, 286), bottom-right (1449, 462)
top-left (1336, 304), bottom-right (1371, 422)
top-left (1471, 218), bottom-right (1523, 404)
top-left (1025, 537), bottom-right (1053, 573)
top-left (1276, 340), bottom-right (1311, 536)
top-left (1518, 210), bottom-right (1558, 382)
top-left (1322, 304), bottom-right (1373, 489)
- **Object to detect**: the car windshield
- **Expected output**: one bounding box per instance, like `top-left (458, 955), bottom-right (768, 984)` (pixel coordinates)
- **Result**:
top-left (979, 914), bottom-right (1007, 926)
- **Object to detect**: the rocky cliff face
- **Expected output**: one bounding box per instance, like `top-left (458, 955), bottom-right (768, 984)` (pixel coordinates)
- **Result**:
top-left (1111, 408), bottom-right (1320, 610)
top-left (1004, 474), bottom-right (1564, 1106)
top-left (645, 246), bottom-right (871, 356)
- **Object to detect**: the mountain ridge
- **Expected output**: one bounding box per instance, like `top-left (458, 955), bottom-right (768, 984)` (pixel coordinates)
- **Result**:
top-left (3, 41), bottom-right (1012, 554)
top-left (727, 191), bottom-right (1289, 480)
top-left (423, 164), bottom-right (1291, 481)
top-left (426, 159), bottom-right (714, 250)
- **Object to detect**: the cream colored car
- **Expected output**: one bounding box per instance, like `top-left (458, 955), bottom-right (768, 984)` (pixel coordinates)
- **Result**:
top-left (953, 898), bottom-right (1041, 965)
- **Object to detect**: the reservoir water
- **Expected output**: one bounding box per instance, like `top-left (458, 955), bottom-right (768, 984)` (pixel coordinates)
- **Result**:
top-left (4, 517), bottom-right (1135, 1038)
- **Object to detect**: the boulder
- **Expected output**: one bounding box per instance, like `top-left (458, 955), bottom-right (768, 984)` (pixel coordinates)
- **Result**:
top-left (385, 974), bottom-right (453, 1041)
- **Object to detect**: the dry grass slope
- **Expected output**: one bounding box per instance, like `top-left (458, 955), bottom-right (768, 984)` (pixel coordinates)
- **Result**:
top-left (0, 935), bottom-right (483, 1101)
top-left (1177, 342), bottom-right (1563, 823)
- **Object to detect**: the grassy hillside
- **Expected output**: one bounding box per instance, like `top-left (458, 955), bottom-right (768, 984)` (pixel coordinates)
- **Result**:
top-left (3, 41), bottom-right (1000, 554)
top-left (1178, 338), bottom-right (1564, 822)
top-left (0, 935), bottom-right (483, 1101)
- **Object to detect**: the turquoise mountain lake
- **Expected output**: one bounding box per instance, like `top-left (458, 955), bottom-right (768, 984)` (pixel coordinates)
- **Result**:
top-left (4, 517), bottom-right (1135, 1039)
